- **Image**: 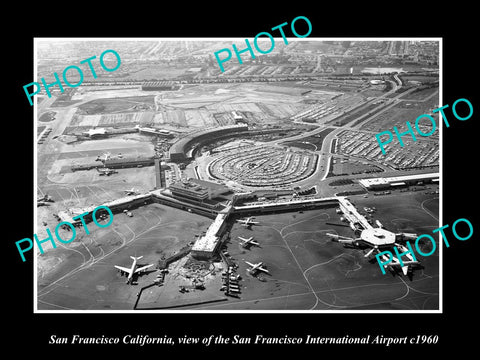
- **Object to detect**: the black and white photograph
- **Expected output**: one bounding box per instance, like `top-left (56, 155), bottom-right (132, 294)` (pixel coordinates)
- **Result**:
top-left (6, 4), bottom-right (479, 355)
top-left (33, 38), bottom-right (440, 312)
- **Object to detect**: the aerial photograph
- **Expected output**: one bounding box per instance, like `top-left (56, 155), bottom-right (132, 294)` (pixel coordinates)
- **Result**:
top-left (34, 38), bottom-right (440, 311)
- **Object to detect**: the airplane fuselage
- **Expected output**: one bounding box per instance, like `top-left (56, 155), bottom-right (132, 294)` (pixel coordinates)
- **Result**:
top-left (126, 258), bottom-right (138, 283)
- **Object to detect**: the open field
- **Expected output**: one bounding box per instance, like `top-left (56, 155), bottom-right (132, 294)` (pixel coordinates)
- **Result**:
top-left (400, 86), bottom-right (439, 101)
top-left (76, 95), bottom-right (156, 115)
top-left (401, 75), bottom-right (438, 84)
top-left (59, 84), bottom-right (337, 131)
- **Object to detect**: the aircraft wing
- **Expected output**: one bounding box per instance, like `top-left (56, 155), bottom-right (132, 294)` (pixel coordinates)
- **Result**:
top-left (245, 261), bottom-right (255, 267)
top-left (388, 261), bottom-right (418, 275)
top-left (135, 264), bottom-right (154, 273)
top-left (114, 265), bottom-right (131, 274)
top-left (338, 238), bottom-right (355, 244)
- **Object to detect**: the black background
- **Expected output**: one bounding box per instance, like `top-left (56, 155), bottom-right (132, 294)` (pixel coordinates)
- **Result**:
top-left (6, 2), bottom-right (478, 356)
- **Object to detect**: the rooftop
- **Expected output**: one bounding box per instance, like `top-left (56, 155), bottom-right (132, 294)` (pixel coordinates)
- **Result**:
top-left (84, 128), bottom-right (107, 137)
top-left (170, 180), bottom-right (210, 197)
top-left (169, 124), bottom-right (248, 155)
top-left (191, 207), bottom-right (231, 253)
top-left (190, 178), bottom-right (230, 193)
top-left (360, 228), bottom-right (396, 246)
top-left (358, 173), bottom-right (439, 188)
top-left (57, 193), bottom-right (151, 223)
top-left (104, 157), bottom-right (154, 166)
top-left (170, 178), bottom-right (230, 197)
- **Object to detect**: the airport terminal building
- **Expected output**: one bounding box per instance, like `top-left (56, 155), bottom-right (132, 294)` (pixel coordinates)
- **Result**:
top-left (169, 178), bottom-right (232, 209)
top-left (191, 209), bottom-right (231, 260)
top-left (358, 173), bottom-right (439, 190)
top-left (169, 124), bottom-right (249, 162)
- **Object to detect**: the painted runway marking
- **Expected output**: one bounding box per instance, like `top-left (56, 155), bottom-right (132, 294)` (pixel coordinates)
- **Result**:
top-left (275, 221), bottom-right (346, 310)
top-left (421, 198), bottom-right (439, 221)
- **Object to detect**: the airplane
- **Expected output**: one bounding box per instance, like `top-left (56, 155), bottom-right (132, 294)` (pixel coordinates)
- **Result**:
top-left (396, 232), bottom-right (418, 241)
top-left (376, 249), bottom-right (419, 276)
top-left (394, 243), bottom-right (418, 263)
top-left (96, 152), bottom-right (111, 162)
top-left (327, 233), bottom-right (359, 242)
top-left (245, 261), bottom-right (269, 275)
top-left (114, 256), bottom-right (154, 285)
top-left (327, 233), bottom-right (383, 258)
top-left (375, 220), bottom-right (384, 228)
top-left (124, 187), bottom-right (139, 195)
top-left (237, 217), bottom-right (259, 228)
top-left (97, 167), bottom-right (117, 176)
top-left (328, 231), bottom-right (420, 275)
top-left (238, 236), bottom-right (260, 248)
top-left (327, 233), bottom-right (368, 249)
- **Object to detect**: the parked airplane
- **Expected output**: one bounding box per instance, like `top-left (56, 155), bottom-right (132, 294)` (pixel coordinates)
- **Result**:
top-left (96, 152), bottom-right (111, 162)
top-left (395, 232), bottom-right (418, 241)
top-left (97, 167), bottom-right (117, 176)
top-left (114, 256), bottom-right (154, 285)
top-left (124, 187), bottom-right (139, 195)
top-left (327, 233), bottom-right (362, 246)
top-left (238, 236), bottom-right (260, 248)
top-left (237, 217), bottom-right (259, 227)
top-left (375, 220), bottom-right (384, 228)
top-left (245, 261), bottom-right (269, 275)
top-left (327, 232), bottom-right (389, 256)
top-left (376, 250), bottom-right (419, 276)
top-left (328, 232), bottom-right (419, 274)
